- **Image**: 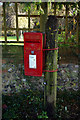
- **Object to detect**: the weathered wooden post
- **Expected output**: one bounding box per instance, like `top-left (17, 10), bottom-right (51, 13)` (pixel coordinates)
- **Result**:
top-left (15, 3), bottom-right (19, 42)
top-left (45, 15), bottom-right (58, 119)
top-left (65, 4), bottom-right (68, 43)
top-left (78, 2), bottom-right (80, 90)
top-left (3, 2), bottom-right (7, 42)
top-left (40, 3), bottom-right (58, 118)
top-left (76, 10), bottom-right (79, 43)
top-left (40, 2), bottom-right (48, 107)
top-left (40, 2), bottom-right (48, 32)
top-left (28, 8), bottom-right (30, 32)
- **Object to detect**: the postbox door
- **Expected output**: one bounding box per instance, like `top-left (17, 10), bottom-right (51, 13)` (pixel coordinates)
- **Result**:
top-left (24, 32), bottom-right (43, 76)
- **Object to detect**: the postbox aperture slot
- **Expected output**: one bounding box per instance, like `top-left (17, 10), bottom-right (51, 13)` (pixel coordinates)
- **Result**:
top-left (24, 40), bottom-right (40, 43)
top-left (25, 43), bottom-right (41, 50)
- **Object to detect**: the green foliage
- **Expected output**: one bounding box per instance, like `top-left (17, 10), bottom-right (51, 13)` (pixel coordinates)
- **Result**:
top-left (38, 111), bottom-right (48, 118)
top-left (2, 89), bottom-right (44, 119)
top-left (21, 2), bottom-right (41, 12)
top-left (58, 31), bottom-right (65, 42)
top-left (57, 3), bottom-right (63, 10)
top-left (71, 3), bottom-right (78, 9)
top-left (23, 2), bottom-right (31, 11)
top-left (67, 35), bottom-right (75, 43)
top-left (55, 2), bottom-right (79, 14)
top-left (58, 31), bottom-right (78, 46)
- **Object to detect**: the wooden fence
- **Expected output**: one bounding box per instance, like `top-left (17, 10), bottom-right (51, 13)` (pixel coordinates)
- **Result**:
top-left (1, 2), bottom-right (79, 44)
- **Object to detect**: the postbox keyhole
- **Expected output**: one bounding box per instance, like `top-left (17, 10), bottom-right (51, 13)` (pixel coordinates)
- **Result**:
top-left (31, 51), bottom-right (34, 54)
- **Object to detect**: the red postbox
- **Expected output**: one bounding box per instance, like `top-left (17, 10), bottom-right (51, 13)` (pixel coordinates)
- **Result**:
top-left (24, 32), bottom-right (44, 76)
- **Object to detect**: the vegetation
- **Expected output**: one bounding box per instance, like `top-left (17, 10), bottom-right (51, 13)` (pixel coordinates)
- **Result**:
top-left (2, 89), bottom-right (45, 119)
top-left (2, 44), bottom-right (79, 119)
top-left (2, 89), bottom-right (80, 119)
top-left (2, 2), bottom-right (80, 119)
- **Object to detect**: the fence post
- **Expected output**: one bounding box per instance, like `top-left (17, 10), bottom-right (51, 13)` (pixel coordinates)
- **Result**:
top-left (54, 2), bottom-right (56, 16)
top-left (65, 4), bottom-right (68, 43)
top-left (76, 12), bottom-right (79, 43)
top-left (3, 2), bottom-right (7, 42)
top-left (15, 3), bottom-right (19, 42)
top-left (40, 3), bottom-right (48, 107)
top-left (40, 3), bottom-right (48, 32)
top-left (78, 2), bottom-right (80, 91)
top-left (28, 9), bottom-right (30, 32)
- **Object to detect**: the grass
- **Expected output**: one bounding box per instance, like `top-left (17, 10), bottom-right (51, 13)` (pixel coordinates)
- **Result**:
top-left (1, 43), bottom-right (24, 46)
top-left (0, 36), bottom-right (23, 41)
top-left (0, 36), bottom-right (24, 45)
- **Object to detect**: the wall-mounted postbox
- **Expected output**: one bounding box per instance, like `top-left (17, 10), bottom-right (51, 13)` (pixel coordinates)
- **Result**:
top-left (24, 32), bottom-right (44, 76)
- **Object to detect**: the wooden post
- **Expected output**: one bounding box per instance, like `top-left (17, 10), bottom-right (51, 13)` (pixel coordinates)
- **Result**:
top-left (40, 3), bottom-right (58, 118)
top-left (45, 16), bottom-right (58, 118)
top-left (28, 9), bottom-right (30, 31)
top-left (54, 2), bottom-right (56, 16)
top-left (76, 13), bottom-right (79, 43)
top-left (45, 35), bottom-right (58, 118)
top-left (15, 3), bottom-right (19, 42)
top-left (45, 50), bottom-right (58, 108)
top-left (65, 4), bottom-right (68, 43)
top-left (40, 14), bottom-right (47, 32)
top-left (79, 2), bottom-right (80, 46)
top-left (78, 2), bottom-right (80, 90)
top-left (40, 3), bottom-right (48, 32)
top-left (48, 2), bottom-right (51, 14)
top-left (3, 3), bottom-right (7, 42)
top-left (40, 2), bottom-right (48, 107)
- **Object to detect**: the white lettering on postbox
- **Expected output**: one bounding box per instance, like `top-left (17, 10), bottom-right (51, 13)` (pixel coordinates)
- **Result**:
top-left (29, 55), bottom-right (36, 69)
